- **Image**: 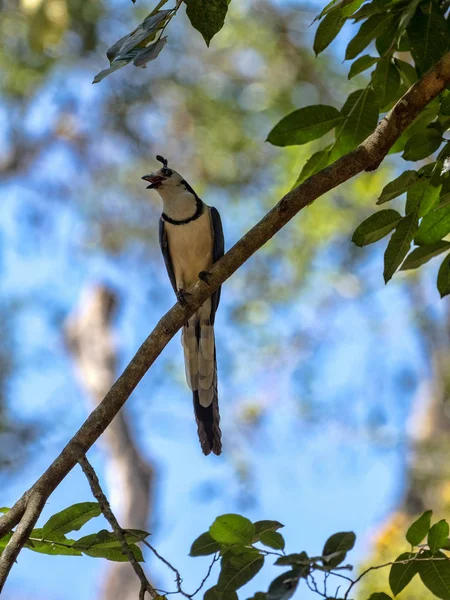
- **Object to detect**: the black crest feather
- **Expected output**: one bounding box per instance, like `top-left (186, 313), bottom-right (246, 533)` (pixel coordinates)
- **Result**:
top-left (156, 155), bottom-right (168, 168)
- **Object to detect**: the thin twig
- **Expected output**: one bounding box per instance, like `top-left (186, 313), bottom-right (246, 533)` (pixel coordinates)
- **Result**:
top-left (144, 540), bottom-right (218, 598)
top-left (78, 454), bottom-right (159, 600)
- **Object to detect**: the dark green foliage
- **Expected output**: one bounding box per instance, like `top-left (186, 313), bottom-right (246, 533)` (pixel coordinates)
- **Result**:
top-left (184, 0), bottom-right (229, 46)
top-left (352, 210), bottom-right (402, 247)
top-left (389, 552), bottom-right (419, 596)
top-left (419, 550), bottom-right (450, 599)
top-left (0, 503), bottom-right (148, 562)
top-left (383, 213), bottom-right (418, 283)
top-left (190, 532), bottom-right (221, 556)
top-left (437, 253), bottom-right (450, 297)
top-left (400, 242), bottom-right (450, 271)
top-left (429, 521), bottom-right (450, 553)
top-left (267, 106), bottom-right (343, 147)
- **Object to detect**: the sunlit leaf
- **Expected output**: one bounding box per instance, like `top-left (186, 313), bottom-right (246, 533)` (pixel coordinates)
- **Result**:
top-left (406, 510), bottom-right (432, 546)
top-left (42, 503), bottom-right (101, 539)
top-left (429, 521), bottom-right (450, 553)
top-left (415, 205), bottom-right (450, 245)
top-left (293, 147), bottom-right (332, 188)
top-left (405, 179), bottom-right (440, 217)
top-left (210, 514), bottom-right (255, 545)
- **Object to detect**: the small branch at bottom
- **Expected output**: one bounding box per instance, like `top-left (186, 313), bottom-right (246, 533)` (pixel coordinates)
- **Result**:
top-left (78, 454), bottom-right (159, 600)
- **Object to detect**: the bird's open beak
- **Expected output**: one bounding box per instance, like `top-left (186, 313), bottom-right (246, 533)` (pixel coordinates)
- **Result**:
top-left (142, 174), bottom-right (166, 189)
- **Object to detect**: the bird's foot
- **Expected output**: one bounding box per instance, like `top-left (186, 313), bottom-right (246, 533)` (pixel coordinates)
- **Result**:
top-left (176, 289), bottom-right (192, 307)
top-left (198, 270), bottom-right (212, 285)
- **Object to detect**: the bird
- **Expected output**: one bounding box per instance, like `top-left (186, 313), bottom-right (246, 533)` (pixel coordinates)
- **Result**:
top-left (142, 155), bottom-right (224, 455)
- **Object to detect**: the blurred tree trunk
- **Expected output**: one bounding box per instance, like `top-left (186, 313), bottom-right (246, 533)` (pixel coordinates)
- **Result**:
top-left (65, 284), bottom-right (156, 600)
top-left (357, 289), bottom-right (450, 599)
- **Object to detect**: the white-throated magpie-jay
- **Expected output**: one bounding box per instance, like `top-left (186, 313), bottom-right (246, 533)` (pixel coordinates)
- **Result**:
top-left (143, 156), bottom-right (224, 455)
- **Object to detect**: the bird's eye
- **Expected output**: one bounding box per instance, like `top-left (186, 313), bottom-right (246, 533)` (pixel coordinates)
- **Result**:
top-left (162, 168), bottom-right (172, 177)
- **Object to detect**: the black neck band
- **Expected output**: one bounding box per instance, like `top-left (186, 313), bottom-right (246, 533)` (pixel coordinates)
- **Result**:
top-left (162, 197), bottom-right (204, 225)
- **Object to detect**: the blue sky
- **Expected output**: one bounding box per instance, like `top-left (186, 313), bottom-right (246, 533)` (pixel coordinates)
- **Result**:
top-left (0, 0), bottom-right (444, 598)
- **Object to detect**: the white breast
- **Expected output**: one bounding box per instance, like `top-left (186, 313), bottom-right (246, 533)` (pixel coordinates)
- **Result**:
top-left (165, 209), bottom-right (213, 290)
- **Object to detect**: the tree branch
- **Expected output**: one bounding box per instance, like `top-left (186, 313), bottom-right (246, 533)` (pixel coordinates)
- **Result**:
top-left (1, 51), bottom-right (450, 591)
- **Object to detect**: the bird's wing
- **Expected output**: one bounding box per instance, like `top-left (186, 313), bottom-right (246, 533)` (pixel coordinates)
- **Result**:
top-left (209, 206), bottom-right (224, 324)
top-left (159, 217), bottom-right (177, 293)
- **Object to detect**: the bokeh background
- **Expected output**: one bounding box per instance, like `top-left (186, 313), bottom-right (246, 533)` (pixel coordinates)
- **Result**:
top-left (0, 0), bottom-right (448, 598)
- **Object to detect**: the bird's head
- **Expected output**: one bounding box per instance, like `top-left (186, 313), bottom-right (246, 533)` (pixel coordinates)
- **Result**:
top-left (142, 155), bottom-right (184, 191)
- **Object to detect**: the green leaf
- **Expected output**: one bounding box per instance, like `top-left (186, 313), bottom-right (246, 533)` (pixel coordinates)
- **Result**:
top-left (415, 205), bottom-right (450, 245)
top-left (375, 17), bottom-right (399, 57)
top-left (402, 130), bottom-right (442, 161)
top-left (345, 14), bottom-right (393, 60)
top-left (384, 213), bottom-right (418, 283)
top-left (267, 105), bottom-right (342, 147)
top-left (407, 1), bottom-right (450, 75)
top-left (204, 586), bottom-right (238, 600)
top-left (218, 548), bottom-right (264, 592)
top-left (429, 521), bottom-right (450, 553)
top-left (313, 9), bottom-right (345, 55)
top-left (348, 55), bottom-right (378, 79)
top-left (259, 531), bottom-right (285, 551)
top-left (253, 521), bottom-right (284, 537)
top-left (190, 532), bottom-right (221, 556)
top-left (247, 593), bottom-right (267, 600)
top-left (335, 88), bottom-right (379, 153)
top-left (389, 552), bottom-right (419, 596)
top-left (352, 209), bottom-right (402, 247)
top-left (401, 242), bottom-right (450, 271)
top-left (441, 93), bottom-right (450, 117)
top-left (406, 511), bottom-right (432, 546)
top-left (340, 0), bottom-right (365, 17)
top-left (394, 59), bottom-right (418, 88)
top-left (267, 571), bottom-right (300, 600)
top-left (184, 0), bottom-right (229, 46)
top-left (42, 503), bottom-right (101, 539)
top-left (0, 533), bottom-right (13, 552)
top-left (314, 0), bottom-right (340, 22)
top-left (322, 531), bottom-right (355, 567)
top-left (419, 550), bottom-right (450, 599)
top-left (84, 544), bottom-right (144, 562)
top-left (73, 529), bottom-right (148, 550)
top-left (293, 147), bottom-right (331, 187)
top-left (371, 58), bottom-right (400, 110)
top-left (274, 552), bottom-right (310, 567)
top-left (377, 171), bottom-right (420, 204)
top-left (210, 514), bottom-right (255, 545)
top-left (369, 594), bottom-right (393, 600)
top-left (438, 254), bottom-right (450, 298)
top-left (405, 179), bottom-right (440, 217)
top-left (26, 537), bottom-right (82, 557)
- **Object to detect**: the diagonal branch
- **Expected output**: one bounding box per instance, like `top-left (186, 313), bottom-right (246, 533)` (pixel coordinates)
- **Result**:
top-left (1, 51), bottom-right (450, 591)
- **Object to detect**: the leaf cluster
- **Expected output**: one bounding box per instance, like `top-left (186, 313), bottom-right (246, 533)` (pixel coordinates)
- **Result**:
top-left (267, 0), bottom-right (450, 296)
top-left (0, 503), bottom-right (148, 562)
